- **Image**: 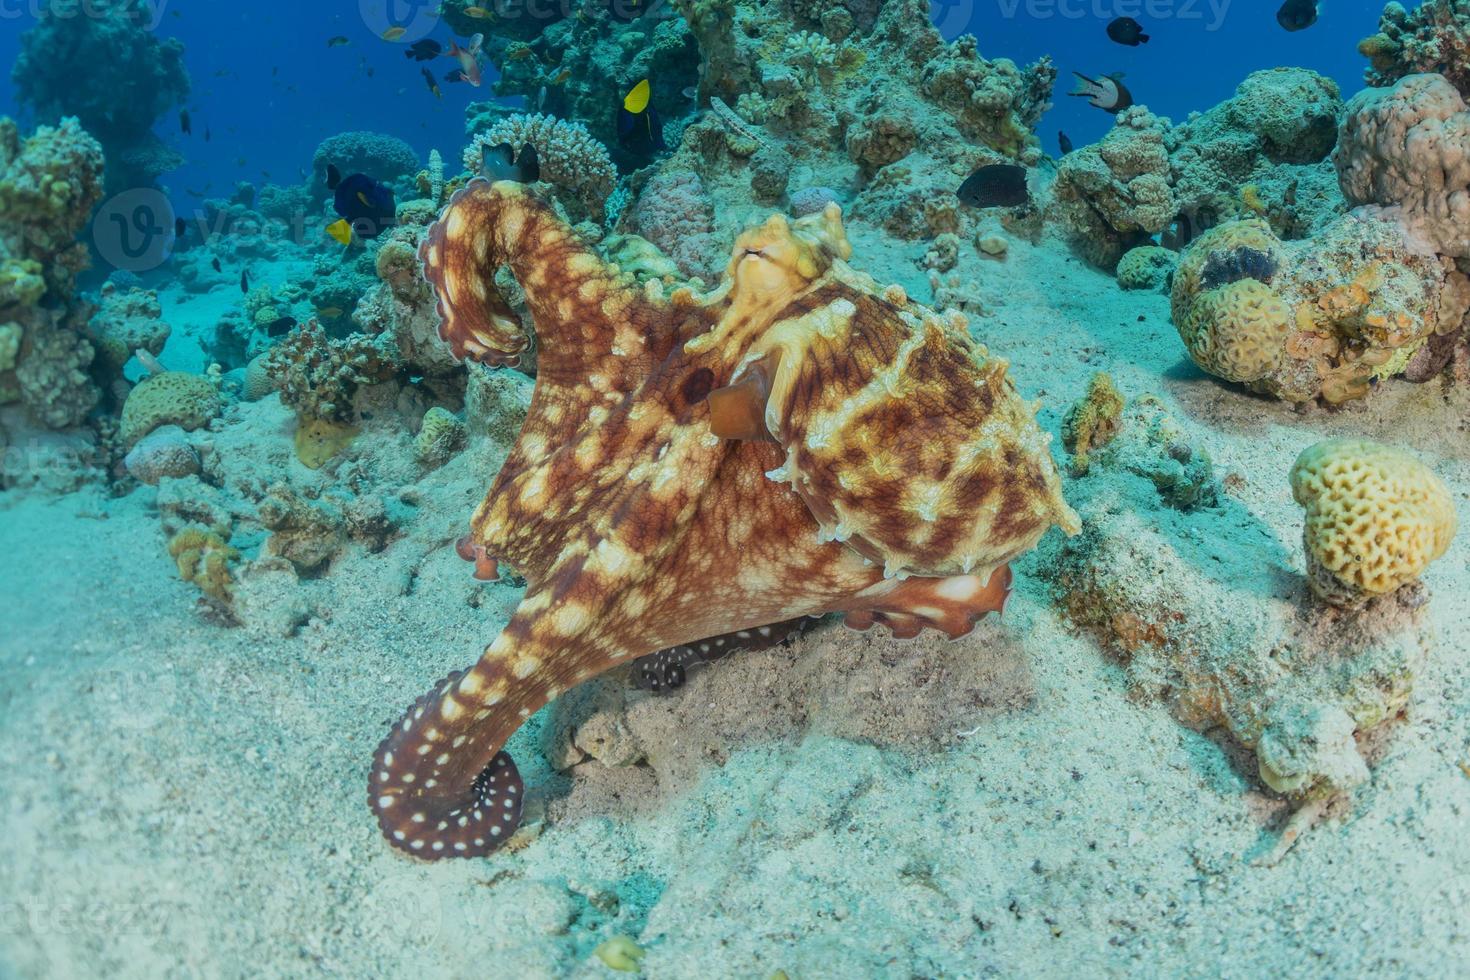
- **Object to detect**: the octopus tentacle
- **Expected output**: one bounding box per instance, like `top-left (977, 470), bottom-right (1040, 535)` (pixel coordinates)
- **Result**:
top-left (830, 565), bottom-right (1013, 641)
top-left (421, 180), bottom-right (681, 388)
top-left (631, 615), bottom-right (821, 694)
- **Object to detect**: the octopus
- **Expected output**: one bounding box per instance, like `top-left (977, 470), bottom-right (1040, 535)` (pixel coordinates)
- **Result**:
top-left (370, 180), bottom-right (1080, 859)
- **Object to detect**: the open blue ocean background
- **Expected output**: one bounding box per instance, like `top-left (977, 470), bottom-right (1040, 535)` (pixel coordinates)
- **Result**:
top-left (0, 0), bottom-right (1380, 210)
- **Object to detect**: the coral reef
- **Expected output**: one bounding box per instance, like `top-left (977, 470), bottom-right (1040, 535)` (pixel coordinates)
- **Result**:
top-left (461, 0), bottom-right (699, 172)
top-left (1061, 373), bottom-right (1123, 476)
top-left (263, 322), bottom-right (398, 426)
top-left (1055, 70), bottom-right (1347, 269)
top-left (370, 182), bottom-right (1077, 859)
top-left (0, 117), bottom-right (105, 429)
top-left (167, 527), bottom-right (238, 604)
top-left (88, 284), bottom-right (171, 378)
top-left (119, 371), bottom-right (222, 449)
top-left (464, 114), bottom-right (617, 222)
top-left (1335, 73), bottom-right (1470, 260)
top-left (1040, 447), bottom-right (1433, 829)
top-left (625, 169), bottom-right (722, 281)
top-left (414, 407), bottom-right (468, 469)
top-left (12, 0), bottom-right (188, 190)
top-left (1117, 245), bottom-right (1178, 292)
top-left (1290, 439), bottom-right (1458, 608)
top-left (124, 425), bottom-right (201, 486)
top-left (1171, 215), bottom-right (1460, 403)
top-left (1359, 0), bottom-right (1470, 97)
top-left (311, 131), bottom-right (419, 187)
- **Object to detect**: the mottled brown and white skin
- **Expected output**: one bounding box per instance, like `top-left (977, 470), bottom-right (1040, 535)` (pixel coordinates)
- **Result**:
top-left (370, 180), bottom-right (1079, 859)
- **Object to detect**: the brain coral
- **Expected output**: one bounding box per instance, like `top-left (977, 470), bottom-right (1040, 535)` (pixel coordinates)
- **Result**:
top-left (1171, 214), bottom-right (1453, 402)
top-left (1290, 439), bottom-right (1458, 606)
top-left (120, 371), bottom-right (221, 448)
top-left (464, 113), bottom-right (616, 222)
top-left (1334, 73), bottom-right (1470, 259)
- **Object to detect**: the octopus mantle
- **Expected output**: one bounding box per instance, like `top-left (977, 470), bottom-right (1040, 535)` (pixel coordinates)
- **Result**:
top-left (370, 181), bottom-right (1078, 859)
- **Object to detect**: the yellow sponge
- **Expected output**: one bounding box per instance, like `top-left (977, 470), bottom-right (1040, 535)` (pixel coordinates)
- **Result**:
top-left (1290, 438), bottom-right (1458, 603)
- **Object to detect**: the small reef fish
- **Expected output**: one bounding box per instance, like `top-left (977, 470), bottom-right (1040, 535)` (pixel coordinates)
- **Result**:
top-left (1070, 72), bottom-right (1133, 114)
top-left (422, 67), bottom-right (442, 98)
top-left (463, 5), bottom-right (493, 17)
top-left (1058, 130), bottom-right (1074, 155)
top-left (240, 269), bottom-right (250, 294)
top-left (381, 26), bottom-right (407, 41)
top-left (204, 126), bottom-right (211, 142)
top-left (1106, 17), bottom-right (1149, 45)
top-left (327, 36), bottom-right (350, 47)
top-left (315, 306), bottom-right (344, 319)
top-left (617, 78), bottom-right (666, 151)
top-left (174, 217), bottom-right (187, 240)
top-left (324, 164), bottom-right (396, 244)
top-left (265, 316), bottom-right (297, 337)
top-left (447, 33), bottom-right (484, 87)
top-left (404, 39), bottom-right (441, 61)
top-left (957, 164), bottom-right (1030, 209)
top-left (480, 142), bottom-right (541, 184)
top-left (211, 258), bottom-right (222, 273)
top-left (179, 109), bottom-right (192, 135)
top-left (1277, 0), bottom-right (1318, 31)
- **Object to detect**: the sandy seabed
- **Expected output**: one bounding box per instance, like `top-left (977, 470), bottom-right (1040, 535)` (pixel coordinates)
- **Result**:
top-left (2, 223), bottom-right (1468, 979)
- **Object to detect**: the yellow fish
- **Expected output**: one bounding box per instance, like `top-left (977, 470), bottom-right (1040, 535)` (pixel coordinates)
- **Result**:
top-left (550, 68), bottom-right (572, 85)
top-left (316, 305), bottom-right (345, 318)
top-left (381, 27), bottom-right (406, 41)
top-left (464, 5), bottom-right (493, 17)
top-left (624, 78), bottom-right (651, 114)
top-left (324, 221), bottom-right (353, 246)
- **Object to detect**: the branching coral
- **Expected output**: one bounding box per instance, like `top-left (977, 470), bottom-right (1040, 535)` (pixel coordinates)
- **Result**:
top-left (263, 322), bottom-right (399, 427)
top-left (13, 0), bottom-right (188, 190)
top-left (1053, 107), bottom-right (1175, 268)
top-left (464, 114), bottom-right (616, 222)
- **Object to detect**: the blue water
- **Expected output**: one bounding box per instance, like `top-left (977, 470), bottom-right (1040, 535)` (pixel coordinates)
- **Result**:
top-left (0, 1), bottom-right (1380, 213)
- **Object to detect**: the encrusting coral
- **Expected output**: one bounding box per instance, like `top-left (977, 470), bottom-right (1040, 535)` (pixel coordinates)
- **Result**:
top-left (0, 116), bottom-right (105, 428)
top-left (1290, 438), bottom-right (1458, 608)
top-left (1061, 373), bottom-right (1124, 477)
top-left (367, 180), bottom-right (1078, 860)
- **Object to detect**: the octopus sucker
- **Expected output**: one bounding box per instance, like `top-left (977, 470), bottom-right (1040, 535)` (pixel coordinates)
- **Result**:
top-left (370, 189), bottom-right (1077, 860)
